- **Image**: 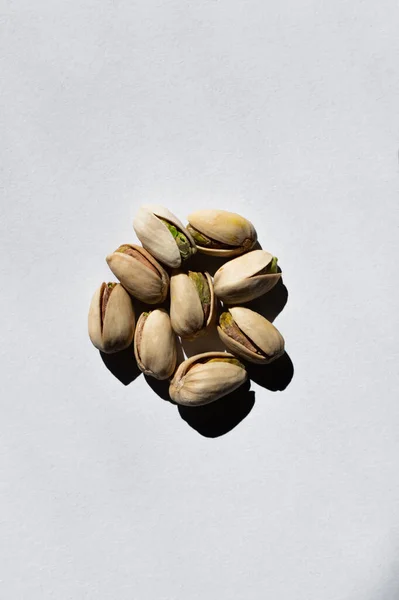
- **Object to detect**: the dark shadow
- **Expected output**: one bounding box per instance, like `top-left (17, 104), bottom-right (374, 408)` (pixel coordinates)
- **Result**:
top-left (246, 351), bottom-right (294, 392)
top-left (178, 380), bottom-right (255, 438)
top-left (244, 276), bottom-right (288, 323)
top-left (144, 375), bottom-right (172, 402)
top-left (182, 323), bottom-right (226, 357)
top-left (188, 252), bottom-right (231, 277)
top-left (100, 342), bottom-right (141, 386)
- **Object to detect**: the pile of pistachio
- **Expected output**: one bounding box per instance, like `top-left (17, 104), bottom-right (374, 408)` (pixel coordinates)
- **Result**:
top-left (88, 206), bottom-right (285, 406)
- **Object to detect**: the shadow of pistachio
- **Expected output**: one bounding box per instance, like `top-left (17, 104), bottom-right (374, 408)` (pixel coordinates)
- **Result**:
top-left (246, 351), bottom-right (294, 392)
top-left (144, 375), bottom-right (172, 402)
top-left (188, 252), bottom-right (231, 277)
top-left (181, 323), bottom-right (226, 357)
top-left (100, 342), bottom-right (141, 386)
top-left (243, 276), bottom-right (288, 323)
top-left (177, 380), bottom-right (255, 438)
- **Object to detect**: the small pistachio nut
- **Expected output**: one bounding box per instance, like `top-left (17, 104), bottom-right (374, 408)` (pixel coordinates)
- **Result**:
top-left (218, 307), bottom-right (284, 364)
top-left (134, 309), bottom-right (177, 380)
top-left (186, 209), bottom-right (257, 257)
top-left (169, 352), bottom-right (247, 406)
top-left (213, 250), bottom-right (280, 304)
top-left (88, 282), bottom-right (135, 353)
top-left (133, 205), bottom-right (197, 268)
top-left (170, 270), bottom-right (215, 339)
top-left (106, 244), bottom-right (169, 304)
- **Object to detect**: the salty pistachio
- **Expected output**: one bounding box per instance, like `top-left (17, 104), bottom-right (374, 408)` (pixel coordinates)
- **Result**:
top-left (213, 250), bottom-right (280, 304)
top-left (88, 282), bottom-right (135, 353)
top-left (186, 209), bottom-right (257, 257)
top-left (218, 307), bottom-right (285, 364)
top-left (106, 244), bottom-right (169, 304)
top-left (169, 352), bottom-right (247, 406)
top-left (134, 309), bottom-right (177, 380)
top-left (170, 270), bottom-right (215, 339)
top-left (133, 205), bottom-right (196, 268)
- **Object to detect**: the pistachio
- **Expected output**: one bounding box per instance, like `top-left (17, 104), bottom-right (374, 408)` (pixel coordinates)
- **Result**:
top-left (218, 307), bottom-right (285, 364)
top-left (133, 205), bottom-right (196, 268)
top-left (186, 209), bottom-right (257, 257)
top-left (170, 270), bottom-right (215, 339)
top-left (134, 309), bottom-right (177, 380)
top-left (88, 282), bottom-right (135, 353)
top-left (213, 250), bottom-right (281, 304)
top-left (169, 352), bottom-right (247, 406)
top-left (106, 244), bottom-right (169, 304)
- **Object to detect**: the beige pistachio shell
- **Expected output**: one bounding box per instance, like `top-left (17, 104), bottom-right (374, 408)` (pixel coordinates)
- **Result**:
top-left (169, 352), bottom-right (247, 406)
top-left (187, 209), bottom-right (257, 257)
top-left (218, 307), bottom-right (285, 364)
top-left (213, 250), bottom-right (281, 304)
top-left (106, 244), bottom-right (169, 304)
top-left (133, 205), bottom-right (196, 268)
top-left (170, 271), bottom-right (215, 339)
top-left (134, 309), bottom-right (177, 380)
top-left (88, 283), bottom-right (135, 353)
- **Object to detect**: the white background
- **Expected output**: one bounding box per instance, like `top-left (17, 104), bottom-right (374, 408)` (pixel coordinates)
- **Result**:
top-left (1, 1), bottom-right (399, 598)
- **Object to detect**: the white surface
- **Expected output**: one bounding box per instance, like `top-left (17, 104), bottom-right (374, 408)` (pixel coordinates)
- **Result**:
top-left (1, 1), bottom-right (399, 598)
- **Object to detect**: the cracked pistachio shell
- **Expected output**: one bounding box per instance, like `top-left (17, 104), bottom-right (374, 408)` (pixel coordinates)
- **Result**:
top-left (213, 250), bottom-right (281, 304)
top-left (217, 307), bottom-right (285, 364)
top-left (134, 309), bottom-right (177, 380)
top-left (170, 270), bottom-right (215, 339)
top-left (133, 205), bottom-right (197, 268)
top-left (187, 209), bottom-right (257, 257)
top-left (106, 244), bottom-right (169, 304)
top-left (88, 283), bottom-right (135, 353)
top-left (169, 352), bottom-right (247, 406)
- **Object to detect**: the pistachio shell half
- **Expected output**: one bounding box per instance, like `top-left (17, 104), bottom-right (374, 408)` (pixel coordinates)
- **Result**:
top-left (186, 209), bottom-right (257, 257)
top-left (88, 282), bottom-right (135, 353)
top-left (218, 307), bottom-right (284, 364)
top-left (134, 309), bottom-right (177, 380)
top-left (133, 205), bottom-right (197, 268)
top-left (169, 351), bottom-right (247, 406)
top-left (170, 270), bottom-right (215, 339)
top-left (213, 250), bottom-right (280, 304)
top-left (106, 244), bottom-right (169, 304)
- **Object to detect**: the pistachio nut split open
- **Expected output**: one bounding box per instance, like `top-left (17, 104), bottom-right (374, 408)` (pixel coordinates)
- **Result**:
top-left (134, 309), bottom-right (177, 380)
top-left (106, 244), bottom-right (169, 304)
top-left (186, 209), bottom-right (257, 257)
top-left (88, 282), bottom-right (135, 353)
top-left (217, 307), bottom-right (285, 364)
top-left (133, 205), bottom-right (197, 268)
top-left (169, 351), bottom-right (247, 406)
top-left (170, 270), bottom-right (215, 339)
top-left (213, 250), bottom-right (280, 304)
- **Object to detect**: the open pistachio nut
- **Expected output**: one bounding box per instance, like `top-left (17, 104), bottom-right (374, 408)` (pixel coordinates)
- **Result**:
top-left (213, 250), bottom-right (280, 304)
top-left (186, 209), bottom-right (257, 257)
top-left (133, 205), bottom-right (197, 268)
top-left (169, 352), bottom-right (247, 406)
top-left (218, 307), bottom-right (284, 364)
top-left (134, 309), bottom-right (177, 380)
top-left (106, 244), bottom-right (169, 304)
top-left (88, 282), bottom-right (135, 353)
top-left (170, 270), bottom-right (215, 339)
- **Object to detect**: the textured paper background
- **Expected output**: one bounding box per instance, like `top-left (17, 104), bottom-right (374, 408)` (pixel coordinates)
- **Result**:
top-left (1, 1), bottom-right (399, 598)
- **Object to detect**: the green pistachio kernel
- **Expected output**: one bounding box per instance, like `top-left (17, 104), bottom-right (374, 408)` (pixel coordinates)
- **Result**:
top-left (268, 256), bottom-right (278, 273)
top-left (186, 224), bottom-right (233, 249)
top-left (160, 219), bottom-right (192, 260)
top-left (188, 271), bottom-right (211, 317)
